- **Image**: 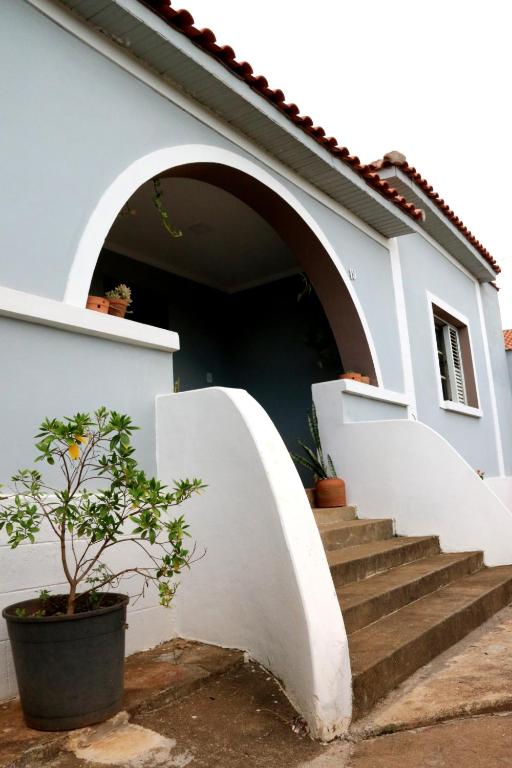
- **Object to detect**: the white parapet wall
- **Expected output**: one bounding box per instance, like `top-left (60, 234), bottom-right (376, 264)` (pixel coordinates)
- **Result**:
top-left (313, 381), bottom-right (512, 566)
top-left (156, 387), bottom-right (352, 740)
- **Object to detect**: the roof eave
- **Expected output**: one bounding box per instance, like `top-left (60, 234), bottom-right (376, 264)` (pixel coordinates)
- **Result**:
top-left (376, 167), bottom-right (497, 281)
top-left (58, 0), bottom-right (419, 239)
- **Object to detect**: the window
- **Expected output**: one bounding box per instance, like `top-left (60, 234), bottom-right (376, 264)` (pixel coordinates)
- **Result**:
top-left (434, 318), bottom-right (467, 404)
top-left (430, 299), bottom-right (479, 411)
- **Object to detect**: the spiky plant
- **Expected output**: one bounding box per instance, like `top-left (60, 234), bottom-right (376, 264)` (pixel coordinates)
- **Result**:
top-left (106, 283), bottom-right (132, 305)
top-left (291, 403), bottom-right (338, 480)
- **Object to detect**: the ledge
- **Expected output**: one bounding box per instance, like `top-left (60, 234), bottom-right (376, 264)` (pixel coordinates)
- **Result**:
top-left (440, 400), bottom-right (482, 418)
top-left (0, 286), bottom-right (180, 353)
top-left (339, 379), bottom-right (410, 407)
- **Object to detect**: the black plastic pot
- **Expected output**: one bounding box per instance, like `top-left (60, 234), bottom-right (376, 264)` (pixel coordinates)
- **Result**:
top-left (2, 594), bottom-right (129, 731)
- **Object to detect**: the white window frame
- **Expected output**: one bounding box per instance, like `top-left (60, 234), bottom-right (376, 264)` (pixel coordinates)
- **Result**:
top-left (426, 292), bottom-right (482, 418)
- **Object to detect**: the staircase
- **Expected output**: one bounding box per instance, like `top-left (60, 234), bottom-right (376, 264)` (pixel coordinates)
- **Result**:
top-left (314, 505), bottom-right (512, 720)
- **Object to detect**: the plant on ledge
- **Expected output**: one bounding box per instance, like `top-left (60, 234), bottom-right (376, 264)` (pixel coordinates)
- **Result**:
top-left (291, 402), bottom-right (346, 509)
top-left (105, 283), bottom-right (132, 318)
top-left (0, 407), bottom-right (205, 731)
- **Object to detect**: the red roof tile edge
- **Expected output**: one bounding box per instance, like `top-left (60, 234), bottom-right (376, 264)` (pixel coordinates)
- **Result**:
top-left (137, 0), bottom-right (424, 224)
top-left (366, 157), bottom-right (500, 274)
top-left (503, 330), bottom-right (512, 350)
top-left (135, 1), bottom-right (498, 274)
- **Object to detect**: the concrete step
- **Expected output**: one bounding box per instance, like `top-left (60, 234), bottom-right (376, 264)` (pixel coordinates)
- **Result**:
top-left (350, 565), bottom-right (512, 719)
top-left (319, 518), bottom-right (393, 552)
top-left (327, 536), bottom-right (440, 587)
top-left (313, 506), bottom-right (357, 525)
top-left (338, 551), bottom-right (483, 634)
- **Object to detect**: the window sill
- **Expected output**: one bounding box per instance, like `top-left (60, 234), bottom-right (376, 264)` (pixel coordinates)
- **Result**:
top-left (440, 400), bottom-right (482, 418)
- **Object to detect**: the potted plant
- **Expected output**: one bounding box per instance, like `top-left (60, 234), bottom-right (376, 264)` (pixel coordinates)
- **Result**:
top-left (0, 408), bottom-right (204, 731)
top-left (86, 295), bottom-right (110, 314)
top-left (105, 284), bottom-right (132, 318)
top-left (291, 403), bottom-right (346, 508)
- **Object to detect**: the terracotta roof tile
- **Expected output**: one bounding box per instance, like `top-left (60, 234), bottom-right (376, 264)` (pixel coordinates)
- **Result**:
top-left (137, 1), bottom-right (497, 273)
top-left (366, 155), bottom-right (500, 274)
top-left (504, 330), bottom-right (512, 350)
top-left (138, 0), bottom-right (424, 223)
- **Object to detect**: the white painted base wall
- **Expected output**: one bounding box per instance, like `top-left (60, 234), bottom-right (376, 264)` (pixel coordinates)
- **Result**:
top-left (485, 477), bottom-right (512, 512)
top-left (313, 381), bottom-right (512, 566)
top-left (156, 388), bottom-right (352, 740)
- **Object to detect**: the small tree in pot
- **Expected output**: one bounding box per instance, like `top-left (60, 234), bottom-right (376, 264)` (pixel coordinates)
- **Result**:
top-left (292, 403), bottom-right (346, 508)
top-left (0, 408), bottom-right (204, 731)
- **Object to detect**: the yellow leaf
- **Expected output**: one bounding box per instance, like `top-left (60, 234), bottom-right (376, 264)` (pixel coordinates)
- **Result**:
top-left (68, 443), bottom-right (80, 460)
top-left (74, 434), bottom-right (88, 444)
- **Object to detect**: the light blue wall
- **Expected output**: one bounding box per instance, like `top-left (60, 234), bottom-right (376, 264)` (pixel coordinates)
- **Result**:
top-left (0, 317), bottom-right (173, 485)
top-left (2, 1), bottom-right (511, 481)
top-left (288, 196), bottom-right (404, 392)
top-left (480, 284), bottom-right (512, 475)
top-left (0, 0), bottom-right (400, 392)
top-left (399, 233), bottom-right (500, 475)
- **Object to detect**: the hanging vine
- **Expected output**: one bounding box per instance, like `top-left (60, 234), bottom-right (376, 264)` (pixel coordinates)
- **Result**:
top-left (152, 177), bottom-right (183, 239)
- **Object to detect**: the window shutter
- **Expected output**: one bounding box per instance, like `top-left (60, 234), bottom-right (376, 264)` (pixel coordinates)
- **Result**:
top-left (443, 324), bottom-right (467, 404)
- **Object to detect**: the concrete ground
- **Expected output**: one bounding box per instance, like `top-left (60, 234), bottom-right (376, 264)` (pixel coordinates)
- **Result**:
top-left (4, 604), bottom-right (512, 767)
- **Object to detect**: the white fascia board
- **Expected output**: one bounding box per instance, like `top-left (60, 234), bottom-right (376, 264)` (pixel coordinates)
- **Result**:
top-left (378, 166), bottom-right (497, 281)
top-left (0, 285), bottom-right (180, 353)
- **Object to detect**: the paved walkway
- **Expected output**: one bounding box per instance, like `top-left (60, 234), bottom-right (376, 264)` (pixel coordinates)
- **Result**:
top-left (4, 604), bottom-right (512, 766)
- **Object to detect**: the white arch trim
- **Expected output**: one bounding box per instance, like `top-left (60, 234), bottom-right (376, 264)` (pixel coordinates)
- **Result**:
top-left (65, 144), bottom-right (383, 385)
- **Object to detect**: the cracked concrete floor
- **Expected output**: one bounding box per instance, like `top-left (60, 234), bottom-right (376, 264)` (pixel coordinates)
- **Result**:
top-left (9, 604), bottom-right (512, 767)
top-left (20, 666), bottom-right (512, 768)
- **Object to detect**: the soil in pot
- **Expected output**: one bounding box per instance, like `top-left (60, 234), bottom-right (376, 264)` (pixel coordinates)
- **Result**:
top-left (2, 593), bottom-right (129, 731)
top-left (108, 299), bottom-right (129, 318)
top-left (86, 296), bottom-right (109, 314)
top-left (315, 478), bottom-right (346, 508)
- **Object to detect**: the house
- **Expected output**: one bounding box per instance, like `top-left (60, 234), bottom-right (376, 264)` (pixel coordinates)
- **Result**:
top-left (2, 0), bottom-right (512, 739)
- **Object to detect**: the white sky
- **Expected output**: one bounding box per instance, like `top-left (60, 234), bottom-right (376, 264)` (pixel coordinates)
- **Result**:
top-left (180, 0), bottom-right (511, 327)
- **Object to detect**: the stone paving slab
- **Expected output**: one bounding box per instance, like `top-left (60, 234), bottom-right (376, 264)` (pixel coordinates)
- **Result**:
top-left (351, 602), bottom-right (512, 738)
top-left (0, 638), bottom-right (242, 767)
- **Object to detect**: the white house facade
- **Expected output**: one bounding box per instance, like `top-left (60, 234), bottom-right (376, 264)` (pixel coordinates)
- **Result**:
top-left (2, 0), bottom-right (512, 738)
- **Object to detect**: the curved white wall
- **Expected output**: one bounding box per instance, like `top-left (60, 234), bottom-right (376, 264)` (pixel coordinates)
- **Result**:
top-left (313, 382), bottom-right (512, 566)
top-left (156, 388), bottom-right (351, 739)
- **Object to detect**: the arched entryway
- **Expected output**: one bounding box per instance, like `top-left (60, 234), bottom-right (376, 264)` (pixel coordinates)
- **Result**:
top-left (72, 147), bottom-right (380, 478)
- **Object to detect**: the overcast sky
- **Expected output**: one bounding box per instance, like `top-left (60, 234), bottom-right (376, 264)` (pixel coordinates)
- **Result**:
top-left (181, 0), bottom-right (511, 327)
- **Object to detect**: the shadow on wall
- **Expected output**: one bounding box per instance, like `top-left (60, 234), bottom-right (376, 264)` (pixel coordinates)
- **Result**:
top-left (92, 249), bottom-right (342, 482)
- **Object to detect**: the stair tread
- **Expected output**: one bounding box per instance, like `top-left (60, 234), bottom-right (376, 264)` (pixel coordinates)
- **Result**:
top-left (349, 565), bottom-right (512, 676)
top-left (327, 536), bottom-right (437, 568)
top-left (318, 518), bottom-right (393, 532)
top-left (338, 551), bottom-right (482, 610)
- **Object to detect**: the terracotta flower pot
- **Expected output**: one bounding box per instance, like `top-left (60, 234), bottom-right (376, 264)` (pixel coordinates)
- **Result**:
top-left (360, 375), bottom-right (370, 384)
top-left (338, 372), bottom-right (362, 382)
top-left (86, 296), bottom-right (110, 314)
top-left (108, 299), bottom-right (129, 318)
top-left (315, 478), bottom-right (346, 508)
